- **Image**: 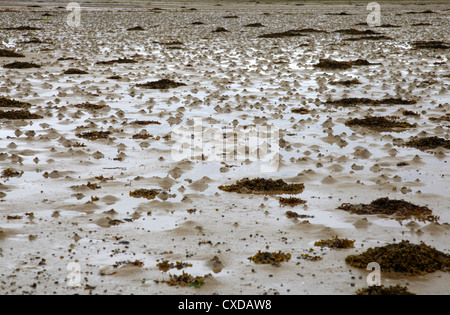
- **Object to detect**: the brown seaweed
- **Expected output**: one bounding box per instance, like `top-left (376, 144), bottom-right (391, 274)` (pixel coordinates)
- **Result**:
top-left (3, 61), bottom-right (41, 69)
top-left (137, 79), bottom-right (186, 89)
top-left (248, 251), bottom-right (291, 264)
top-left (314, 236), bottom-right (355, 249)
top-left (76, 131), bottom-right (111, 140)
top-left (129, 189), bottom-right (159, 200)
top-left (404, 136), bottom-right (450, 150)
top-left (0, 49), bottom-right (25, 58)
top-left (345, 116), bottom-right (416, 131)
top-left (326, 97), bottom-right (416, 107)
top-left (219, 178), bottom-right (305, 195)
top-left (356, 285), bottom-right (415, 295)
top-left (0, 97), bottom-right (32, 108)
top-left (0, 110), bottom-right (42, 119)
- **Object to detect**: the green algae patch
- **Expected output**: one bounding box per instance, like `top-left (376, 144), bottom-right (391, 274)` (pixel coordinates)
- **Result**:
top-left (345, 240), bottom-right (450, 275)
top-left (338, 197), bottom-right (439, 223)
top-left (404, 136), bottom-right (450, 151)
top-left (356, 285), bottom-right (415, 295)
top-left (325, 97), bottom-right (417, 107)
top-left (137, 79), bottom-right (186, 89)
top-left (129, 189), bottom-right (159, 200)
top-left (314, 236), bottom-right (355, 249)
top-left (248, 251), bottom-right (291, 264)
top-left (345, 116), bottom-right (416, 131)
top-left (0, 109), bottom-right (42, 120)
top-left (0, 97), bottom-right (32, 108)
top-left (219, 178), bottom-right (305, 195)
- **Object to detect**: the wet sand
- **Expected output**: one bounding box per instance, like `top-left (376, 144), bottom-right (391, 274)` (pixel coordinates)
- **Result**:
top-left (0, 1), bottom-right (449, 295)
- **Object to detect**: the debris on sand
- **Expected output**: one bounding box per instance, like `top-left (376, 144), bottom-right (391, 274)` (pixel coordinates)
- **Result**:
top-left (345, 240), bottom-right (450, 275)
top-left (356, 285), bottom-right (416, 295)
top-left (219, 178), bottom-right (305, 195)
top-left (0, 109), bottom-right (43, 119)
top-left (259, 29), bottom-right (306, 38)
top-left (76, 131), bottom-right (111, 140)
top-left (96, 58), bottom-right (137, 65)
top-left (0, 97), bottom-right (32, 108)
top-left (248, 251), bottom-right (291, 264)
top-left (330, 78), bottom-right (361, 86)
top-left (325, 97), bottom-right (417, 107)
top-left (129, 189), bottom-right (160, 200)
top-left (314, 236), bottom-right (355, 249)
top-left (411, 41), bottom-right (450, 49)
top-left (114, 260), bottom-right (144, 268)
top-left (338, 197), bottom-right (439, 223)
top-left (345, 116), bottom-right (416, 131)
top-left (63, 68), bottom-right (88, 75)
top-left (137, 79), bottom-right (186, 89)
top-left (157, 260), bottom-right (193, 272)
top-left (280, 197), bottom-right (307, 207)
top-left (1, 168), bottom-right (23, 179)
top-left (3, 61), bottom-right (41, 69)
top-left (314, 58), bottom-right (380, 69)
top-left (0, 49), bottom-right (25, 58)
top-left (404, 136), bottom-right (450, 150)
top-left (162, 272), bottom-right (206, 288)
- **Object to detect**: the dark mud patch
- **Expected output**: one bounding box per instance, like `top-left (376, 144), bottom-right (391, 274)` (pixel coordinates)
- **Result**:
top-left (403, 110), bottom-right (420, 117)
top-left (219, 178), bottom-right (305, 195)
top-left (338, 197), bottom-right (439, 223)
top-left (259, 30), bottom-right (306, 38)
top-left (212, 27), bottom-right (229, 33)
top-left (0, 97), bottom-right (32, 108)
top-left (411, 41), bottom-right (450, 50)
top-left (132, 120), bottom-right (161, 125)
top-left (0, 49), bottom-right (25, 58)
top-left (96, 58), bottom-right (137, 65)
top-left (335, 29), bottom-right (381, 35)
top-left (346, 240), bottom-right (450, 275)
top-left (344, 35), bottom-right (393, 41)
top-left (248, 251), bottom-right (291, 265)
top-left (429, 114), bottom-right (450, 123)
top-left (345, 116), bottom-right (416, 131)
top-left (3, 61), bottom-right (41, 69)
top-left (325, 97), bottom-right (416, 107)
top-left (127, 26), bottom-right (145, 31)
top-left (244, 23), bottom-right (265, 28)
top-left (76, 131), bottom-right (111, 140)
top-left (404, 136), bottom-right (450, 151)
top-left (4, 26), bottom-right (41, 31)
top-left (63, 68), bottom-right (88, 75)
top-left (137, 79), bottom-right (186, 89)
top-left (0, 109), bottom-right (42, 120)
top-left (74, 103), bottom-right (109, 110)
top-left (314, 59), bottom-right (380, 70)
top-left (314, 236), bottom-right (355, 249)
top-left (356, 285), bottom-right (415, 295)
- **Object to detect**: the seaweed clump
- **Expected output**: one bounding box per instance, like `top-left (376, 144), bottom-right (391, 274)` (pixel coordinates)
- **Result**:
top-left (259, 30), bottom-right (306, 38)
top-left (162, 272), bottom-right (205, 288)
top-left (63, 68), bottom-right (88, 75)
top-left (0, 97), bottom-right (32, 108)
top-left (0, 110), bottom-right (42, 120)
top-left (3, 61), bottom-right (41, 69)
top-left (1, 168), bottom-right (23, 179)
top-left (411, 41), bottom-right (449, 50)
top-left (248, 251), bottom-right (291, 264)
top-left (330, 78), bottom-right (361, 86)
top-left (345, 116), bottom-right (416, 131)
top-left (76, 131), bottom-right (111, 140)
top-left (137, 79), bottom-right (186, 89)
top-left (325, 97), bottom-right (416, 107)
top-left (338, 197), bottom-right (439, 223)
top-left (356, 285), bottom-right (415, 295)
top-left (280, 197), bottom-right (307, 207)
top-left (74, 103), bottom-right (108, 110)
top-left (345, 240), bottom-right (450, 275)
top-left (157, 260), bottom-right (193, 272)
top-left (96, 58), bottom-right (137, 65)
top-left (404, 136), bottom-right (450, 151)
top-left (219, 178), bottom-right (305, 195)
top-left (314, 58), bottom-right (379, 70)
top-left (314, 236), bottom-right (355, 249)
top-left (129, 189), bottom-right (159, 200)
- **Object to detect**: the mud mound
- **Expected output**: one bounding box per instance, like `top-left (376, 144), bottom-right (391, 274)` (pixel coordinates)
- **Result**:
top-left (404, 136), bottom-right (450, 150)
top-left (63, 68), bottom-right (88, 75)
top-left (0, 109), bottom-right (42, 119)
top-left (3, 61), bottom-right (41, 69)
top-left (346, 240), bottom-right (450, 275)
top-left (0, 49), bottom-right (25, 58)
top-left (0, 97), bottom-right (32, 108)
top-left (137, 79), bottom-right (186, 89)
top-left (345, 116), bottom-right (416, 131)
top-left (325, 97), bottom-right (416, 107)
top-left (219, 178), bottom-right (305, 195)
top-left (338, 197), bottom-right (439, 223)
top-left (356, 285), bottom-right (415, 295)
